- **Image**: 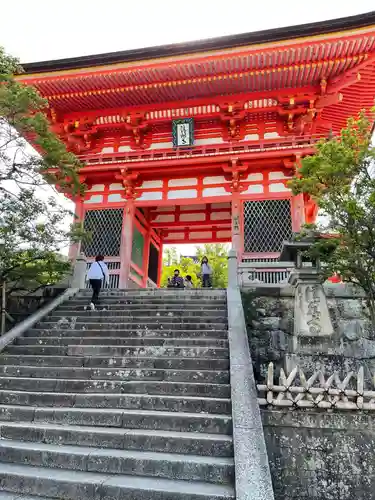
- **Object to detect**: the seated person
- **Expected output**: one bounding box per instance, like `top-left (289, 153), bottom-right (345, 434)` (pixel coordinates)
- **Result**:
top-left (167, 269), bottom-right (184, 288)
top-left (184, 275), bottom-right (194, 289)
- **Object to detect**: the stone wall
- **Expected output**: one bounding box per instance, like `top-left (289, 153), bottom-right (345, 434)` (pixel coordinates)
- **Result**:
top-left (2, 286), bottom-right (66, 332)
top-left (242, 284), bottom-right (375, 382)
top-left (241, 288), bottom-right (294, 381)
top-left (242, 284), bottom-right (375, 500)
top-left (262, 409), bottom-right (375, 500)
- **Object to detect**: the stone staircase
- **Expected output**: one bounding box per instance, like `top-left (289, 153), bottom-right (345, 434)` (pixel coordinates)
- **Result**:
top-left (0, 289), bottom-right (235, 500)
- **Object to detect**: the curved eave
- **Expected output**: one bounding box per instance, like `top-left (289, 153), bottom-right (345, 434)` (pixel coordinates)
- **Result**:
top-left (17, 35), bottom-right (375, 115)
top-left (21, 11), bottom-right (375, 74)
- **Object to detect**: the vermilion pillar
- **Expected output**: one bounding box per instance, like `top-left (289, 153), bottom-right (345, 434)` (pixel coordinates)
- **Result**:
top-left (223, 158), bottom-right (247, 254)
top-left (291, 194), bottom-right (306, 233)
top-left (119, 199), bottom-right (135, 288)
top-left (231, 192), bottom-right (241, 253)
top-left (69, 197), bottom-right (84, 261)
top-left (304, 194), bottom-right (319, 225)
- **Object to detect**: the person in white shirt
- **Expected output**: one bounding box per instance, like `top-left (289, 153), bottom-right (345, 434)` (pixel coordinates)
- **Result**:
top-left (200, 256), bottom-right (213, 288)
top-left (86, 255), bottom-right (109, 310)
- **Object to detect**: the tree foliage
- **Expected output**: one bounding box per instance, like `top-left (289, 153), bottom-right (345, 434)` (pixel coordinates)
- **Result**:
top-left (0, 47), bottom-right (85, 294)
top-left (161, 244), bottom-right (229, 288)
top-left (289, 110), bottom-right (375, 321)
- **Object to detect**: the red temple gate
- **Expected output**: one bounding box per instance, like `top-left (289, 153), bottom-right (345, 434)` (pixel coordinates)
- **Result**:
top-left (18, 12), bottom-right (375, 287)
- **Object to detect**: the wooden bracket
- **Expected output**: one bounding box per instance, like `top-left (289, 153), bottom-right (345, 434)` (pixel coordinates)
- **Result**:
top-left (222, 158), bottom-right (248, 192)
top-left (219, 103), bottom-right (246, 141)
top-left (115, 168), bottom-right (142, 200)
top-left (123, 112), bottom-right (150, 149)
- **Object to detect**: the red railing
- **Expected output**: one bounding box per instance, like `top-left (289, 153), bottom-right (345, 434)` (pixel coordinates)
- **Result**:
top-left (79, 135), bottom-right (325, 166)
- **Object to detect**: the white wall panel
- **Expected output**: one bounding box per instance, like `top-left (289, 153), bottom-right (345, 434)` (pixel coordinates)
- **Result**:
top-left (202, 187), bottom-right (230, 197)
top-left (138, 191), bottom-right (163, 201)
top-left (168, 189), bottom-right (198, 199)
top-left (269, 183), bottom-right (290, 192)
top-left (168, 178), bottom-right (198, 187)
top-left (84, 195), bottom-right (103, 204)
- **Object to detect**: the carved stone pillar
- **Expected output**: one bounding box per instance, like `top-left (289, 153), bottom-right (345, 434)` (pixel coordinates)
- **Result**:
top-left (71, 252), bottom-right (87, 289)
top-left (289, 268), bottom-right (334, 342)
top-left (280, 239), bottom-right (334, 353)
top-left (68, 197), bottom-right (85, 261)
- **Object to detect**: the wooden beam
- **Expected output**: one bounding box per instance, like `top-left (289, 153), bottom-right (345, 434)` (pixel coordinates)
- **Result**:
top-left (151, 220), bottom-right (231, 229)
top-left (327, 53), bottom-right (375, 93)
top-left (53, 86), bottom-right (319, 124)
top-left (78, 145), bottom-right (316, 173)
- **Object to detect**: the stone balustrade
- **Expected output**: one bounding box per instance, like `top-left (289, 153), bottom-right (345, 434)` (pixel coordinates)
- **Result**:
top-left (238, 260), bottom-right (295, 287)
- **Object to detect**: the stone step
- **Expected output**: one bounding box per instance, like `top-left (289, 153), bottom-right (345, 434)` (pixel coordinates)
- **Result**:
top-left (26, 328), bottom-right (228, 339)
top-left (0, 440), bottom-right (235, 485)
top-left (76, 291), bottom-right (226, 297)
top-left (0, 355), bottom-right (229, 370)
top-left (0, 377), bottom-right (231, 398)
top-left (45, 315), bottom-right (228, 325)
top-left (58, 304), bottom-right (227, 312)
top-left (0, 421), bottom-right (233, 457)
top-left (0, 290), bottom-right (233, 496)
top-left (70, 291), bottom-right (226, 299)
top-left (37, 321), bottom-right (227, 331)
top-left (0, 493), bottom-right (53, 500)
top-left (0, 390), bottom-right (231, 414)
top-left (78, 289), bottom-right (226, 297)
top-left (70, 297), bottom-right (226, 305)
top-left (0, 405), bottom-right (232, 435)
top-left (53, 309), bottom-right (227, 318)
top-left (0, 463), bottom-right (235, 499)
top-left (17, 337), bottom-right (228, 348)
top-left (5, 345), bottom-right (229, 358)
top-left (0, 365), bottom-right (229, 384)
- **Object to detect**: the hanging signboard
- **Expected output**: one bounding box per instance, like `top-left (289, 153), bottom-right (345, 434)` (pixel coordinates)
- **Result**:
top-left (172, 118), bottom-right (194, 148)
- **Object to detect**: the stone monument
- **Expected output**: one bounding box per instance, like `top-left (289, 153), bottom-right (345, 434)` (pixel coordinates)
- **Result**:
top-left (280, 234), bottom-right (334, 352)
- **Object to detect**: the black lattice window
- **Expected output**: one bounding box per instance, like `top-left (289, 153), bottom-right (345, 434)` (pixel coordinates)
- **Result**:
top-left (243, 199), bottom-right (292, 253)
top-left (82, 209), bottom-right (123, 257)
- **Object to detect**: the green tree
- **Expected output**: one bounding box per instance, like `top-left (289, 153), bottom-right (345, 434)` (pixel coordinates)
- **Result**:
top-left (160, 244), bottom-right (229, 288)
top-left (163, 246), bottom-right (179, 267)
top-left (289, 110), bottom-right (375, 322)
top-left (0, 47), bottom-right (85, 296)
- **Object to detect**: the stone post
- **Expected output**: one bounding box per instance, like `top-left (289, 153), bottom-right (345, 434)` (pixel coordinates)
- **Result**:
top-left (228, 248), bottom-right (238, 289)
top-left (280, 238), bottom-right (334, 353)
top-left (289, 267), bottom-right (334, 340)
top-left (70, 253), bottom-right (87, 290)
top-left (68, 198), bottom-right (84, 261)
